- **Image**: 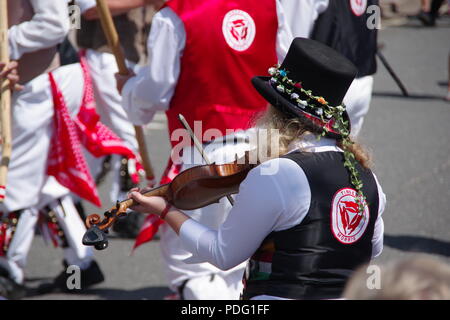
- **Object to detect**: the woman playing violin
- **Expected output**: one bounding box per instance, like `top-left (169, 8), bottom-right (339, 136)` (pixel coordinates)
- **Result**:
top-left (128, 38), bottom-right (387, 300)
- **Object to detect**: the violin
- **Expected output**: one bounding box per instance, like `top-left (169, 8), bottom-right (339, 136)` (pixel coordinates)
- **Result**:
top-left (82, 157), bottom-right (255, 250)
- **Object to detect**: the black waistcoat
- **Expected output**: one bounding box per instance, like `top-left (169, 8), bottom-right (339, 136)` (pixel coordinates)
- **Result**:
top-left (311, 0), bottom-right (379, 78)
top-left (242, 151), bottom-right (379, 300)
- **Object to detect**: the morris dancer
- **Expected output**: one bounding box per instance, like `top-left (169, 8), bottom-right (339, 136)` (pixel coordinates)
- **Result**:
top-left (0, 0), bottom-right (104, 298)
top-left (128, 38), bottom-right (387, 300)
top-left (116, 0), bottom-right (291, 299)
top-left (280, 0), bottom-right (379, 137)
top-left (75, 0), bottom-right (164, 237)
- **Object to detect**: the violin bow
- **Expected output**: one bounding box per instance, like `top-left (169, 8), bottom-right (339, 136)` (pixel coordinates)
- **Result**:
top-left (95, 0), bottom-right (156, 185)
top-left (0, 0), bottom-right (12, 203)
top-left (178, 114), bottom-right (235, 206)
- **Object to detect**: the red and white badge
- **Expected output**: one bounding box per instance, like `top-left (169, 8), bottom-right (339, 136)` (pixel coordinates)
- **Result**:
top-left (331, 188), bottom-right (370, 244)
top-left (350, 0), bottom-right (368, 16)
top-left (222, 9), bottom-right (256, 52)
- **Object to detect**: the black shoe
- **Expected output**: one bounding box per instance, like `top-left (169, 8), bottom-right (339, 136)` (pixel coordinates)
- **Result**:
top-left (0, 264), bottom-right (9, 278)
top-left (0, 264), bottom-right (26, 299)
top-left (37, 260), bottom-right (104, 294)
top-left (390, 3), bottom-right (398, 14)
top-left (417, 11), bottom-right (436, 26)
top-left (0, 276), bottom-right (27, 300)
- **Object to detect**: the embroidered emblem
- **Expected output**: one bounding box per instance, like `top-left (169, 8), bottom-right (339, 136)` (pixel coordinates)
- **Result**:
top-left (222, 9), bottom-right (256, 52)
top-left (331, 188), bottom-right (370, 244)
top-left (349, 0), bottom-right (367, 16)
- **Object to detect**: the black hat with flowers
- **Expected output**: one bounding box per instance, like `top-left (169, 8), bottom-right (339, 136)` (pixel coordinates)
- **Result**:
top-left (252, 37), bottom-right (358, 139)
top-left (252, 38), bottom-right (368, 212)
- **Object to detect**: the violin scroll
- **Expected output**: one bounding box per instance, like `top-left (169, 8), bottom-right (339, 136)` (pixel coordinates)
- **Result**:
top-left (82, 158), bottom-right (256, 251)
top-left (82, 225), bottom-right (109, 250)
top-left (83, 213), bottom-right (110, 250)
top-left (82, 200), bottom-right (132, 250)
top-left (86, 213), bottom-right (102, 229)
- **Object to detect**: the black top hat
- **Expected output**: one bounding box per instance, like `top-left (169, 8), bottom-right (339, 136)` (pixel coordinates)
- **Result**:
top-left (252, 38), bottom-right (358, 138)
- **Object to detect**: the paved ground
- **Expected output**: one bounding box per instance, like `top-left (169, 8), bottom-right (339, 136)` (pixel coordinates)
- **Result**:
top-left (23, 7), bottom-right (450, 300)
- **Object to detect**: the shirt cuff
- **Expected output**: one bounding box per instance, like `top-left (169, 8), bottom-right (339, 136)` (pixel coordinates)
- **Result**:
top-left (121, 75), bottom-right (137, 106)
top-left (121, 75), bottom-right (139, 120)
top-left (121, 75), bottom-right (158, 126)
top-left (179, 218), bottom-right (212, 262)
top-left (8, 26), bottom-right (21, 60)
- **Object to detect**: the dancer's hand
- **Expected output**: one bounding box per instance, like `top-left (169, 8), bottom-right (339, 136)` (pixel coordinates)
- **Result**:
top-left (0, 61), bottom-right (23, 91)
top-left (115, 69), bottom-right (136, 95)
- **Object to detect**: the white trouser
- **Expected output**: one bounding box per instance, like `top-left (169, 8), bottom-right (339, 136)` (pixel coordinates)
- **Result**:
top-left (343, 75), bottom-right (374, 137)
top-left (160, 131), bottom-right (253, 299)
top-left (41, 194), bottom-right (94, 270)
top-left (0, 194), bottom-right (94, 284)
top-left (84, 49), bottom-right (139, 202)
top-left (0, 64), bottom-right (93, 284)
top-left (38, 178), bottom-right (94, 268)
top-left (0, 64), bottom-right (83, 212)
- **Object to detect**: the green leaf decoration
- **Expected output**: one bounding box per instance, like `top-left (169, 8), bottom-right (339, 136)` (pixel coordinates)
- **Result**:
top-left (267, 64), bottom-right (367, 213)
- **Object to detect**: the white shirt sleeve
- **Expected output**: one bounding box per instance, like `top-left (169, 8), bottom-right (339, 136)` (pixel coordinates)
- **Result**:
top-left (279, 0), bottom-right (329, 39)
top-left (275, 0), bottom-right (294, 61)
top-left (8, 0), bottom-right (70, 60)
top-left (371, 173), bottom-right (386, 258)
top-left (179, 158), bottom-right (311, 270)
top-left (75, 0), bottom-right (96, 13)
top-left (179, 153), bottom-right (387, 269)
top-left (121, 7), bottom-right (185, 126)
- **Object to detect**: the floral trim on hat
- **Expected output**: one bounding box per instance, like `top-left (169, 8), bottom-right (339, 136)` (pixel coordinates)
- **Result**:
top-left (268, 65), bottom-right (366, 213)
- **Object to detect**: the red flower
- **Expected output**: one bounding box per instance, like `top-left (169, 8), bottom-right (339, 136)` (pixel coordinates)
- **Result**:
top-left (294, 82), bottom-right (302, 89)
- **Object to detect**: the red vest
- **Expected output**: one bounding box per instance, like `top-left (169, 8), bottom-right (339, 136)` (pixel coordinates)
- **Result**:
top-left (165, 0), bottom-right (278, 146)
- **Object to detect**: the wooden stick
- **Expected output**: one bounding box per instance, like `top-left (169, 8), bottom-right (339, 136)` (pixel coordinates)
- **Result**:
top-left (95, 0), bottom-right (155, 183)
top-left (178, 114), bottom-right (235, 206)
top-left (0, 0), bottom-right (12, 202)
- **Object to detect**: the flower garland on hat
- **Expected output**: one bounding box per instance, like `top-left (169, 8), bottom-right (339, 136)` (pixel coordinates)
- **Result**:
top-left (268, 65), bottom-right (366, 213)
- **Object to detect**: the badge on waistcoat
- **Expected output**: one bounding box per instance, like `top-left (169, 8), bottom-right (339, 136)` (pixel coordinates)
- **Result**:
top-left (349, 0), bottom-right (368, 16)
top-left (331, 188), bottom-right (370, 244)
top-left (222, 9), bottom-right (256, 52)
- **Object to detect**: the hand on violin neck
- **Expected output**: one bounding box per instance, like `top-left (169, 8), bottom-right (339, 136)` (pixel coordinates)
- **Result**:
top-left (128, 188), bottom-right (168, 217)
top-left (127, 187), bottom-right (190, 234)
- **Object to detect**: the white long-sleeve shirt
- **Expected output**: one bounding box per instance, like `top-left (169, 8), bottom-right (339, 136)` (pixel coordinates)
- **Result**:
top-left (279, 0), bottom-right (329, 39)
top-left (121, 2), bottom-right (293, 126)
top-left (75, 0), bottom-right (97, 13)
top-left (179, 135), bottom-right (386, 272)
top-left (8, 0), bottom-right (70, 60)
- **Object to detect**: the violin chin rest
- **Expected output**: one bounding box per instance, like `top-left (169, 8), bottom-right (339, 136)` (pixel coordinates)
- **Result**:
top-left (82, 225), bottom-right (108, 250)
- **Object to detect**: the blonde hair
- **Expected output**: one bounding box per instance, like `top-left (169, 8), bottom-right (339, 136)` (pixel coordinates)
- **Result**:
top-left (344, 255), bottom-right (450, 300)
top-left (254, 105), bottom-right (371, 168)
